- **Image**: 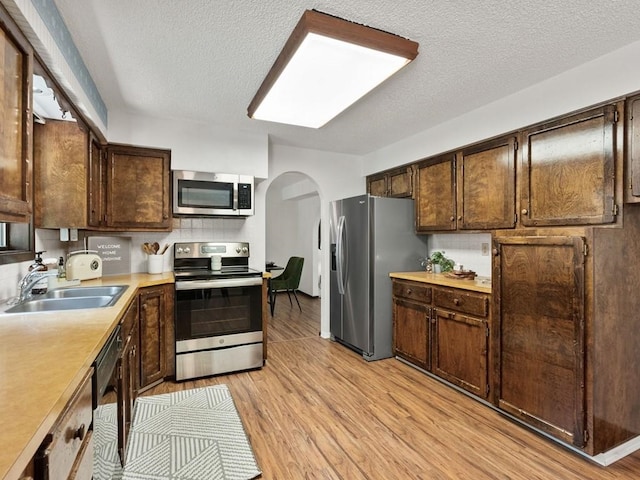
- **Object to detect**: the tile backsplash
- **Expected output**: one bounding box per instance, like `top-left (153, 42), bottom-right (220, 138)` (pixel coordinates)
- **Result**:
top-left (0, 217), bottom-right (259, 302)
top-left (428, 233), bottom-right (492, 278)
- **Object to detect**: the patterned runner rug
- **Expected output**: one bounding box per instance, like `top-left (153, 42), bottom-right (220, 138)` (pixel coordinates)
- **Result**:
top-left (94, 385), bottom-right (261, 480)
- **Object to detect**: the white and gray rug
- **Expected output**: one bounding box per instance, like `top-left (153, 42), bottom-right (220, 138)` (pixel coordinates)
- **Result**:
top-left (94, 385), bottom-right (261, 480)
top-left (93, 402), bottom-right (123, 480)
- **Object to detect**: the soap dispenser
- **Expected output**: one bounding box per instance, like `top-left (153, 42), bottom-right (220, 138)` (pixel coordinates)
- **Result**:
top-left (29, 251), bottom-right (48, 294)
top-left (57, 256), bottom-right (66, 279)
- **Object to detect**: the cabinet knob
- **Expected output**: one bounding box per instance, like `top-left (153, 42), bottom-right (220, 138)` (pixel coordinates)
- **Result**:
top-left (406, 288), bottom-right (412, 295)
top-left (450, 216), bottom-right (455, 222)
top-left (453, 298), bottom-right (460, 306)
top-left (521, 208), bottom-right (529, 215)
top-left (493, 248), bottom-right (499, 256)
top-left (73, 423), bottom-right (86, 441)
top-left (457, 216), bottom-right (462, 221)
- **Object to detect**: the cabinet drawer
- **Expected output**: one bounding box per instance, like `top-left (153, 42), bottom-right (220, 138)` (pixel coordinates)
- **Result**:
top-left (36, 369), bottom-right (93, 480)
top-left (433, 288), bottom-right (488, 317)
top-left (393, 280), bottom-right (432, 303)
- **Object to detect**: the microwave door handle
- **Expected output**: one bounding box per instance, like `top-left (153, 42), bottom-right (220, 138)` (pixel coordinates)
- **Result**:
top-left (233, 183), bottom-right (239, 211)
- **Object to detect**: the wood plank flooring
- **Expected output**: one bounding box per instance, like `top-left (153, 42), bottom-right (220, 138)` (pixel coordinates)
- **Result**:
top-left (145, 294), bottom-right (640, 479)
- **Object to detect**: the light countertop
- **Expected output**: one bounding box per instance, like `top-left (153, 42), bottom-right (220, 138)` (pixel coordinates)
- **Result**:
top-left (0, 272), bottom-right (174, 480)
top-left (389, 271), bottom-right (492, 294)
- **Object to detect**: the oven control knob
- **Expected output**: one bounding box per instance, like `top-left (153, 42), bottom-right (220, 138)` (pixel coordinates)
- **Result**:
top-left (183, 247), bottom-right (191, 254)
top-left (242, 246), bottom-right (248, 253)
top-left (236, 247), bottom-right (241, 253)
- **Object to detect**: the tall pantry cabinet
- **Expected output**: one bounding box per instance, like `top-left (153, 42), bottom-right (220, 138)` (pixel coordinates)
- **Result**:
top-left (492, 99), bottom-right (640, 456)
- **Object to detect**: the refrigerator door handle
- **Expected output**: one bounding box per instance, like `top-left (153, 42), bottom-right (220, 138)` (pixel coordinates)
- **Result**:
top-left (336, 215), bottom-right (347, 294)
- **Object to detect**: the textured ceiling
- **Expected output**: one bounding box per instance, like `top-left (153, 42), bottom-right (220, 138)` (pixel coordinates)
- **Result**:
top-left (52, 0), bottom-right (640, 155)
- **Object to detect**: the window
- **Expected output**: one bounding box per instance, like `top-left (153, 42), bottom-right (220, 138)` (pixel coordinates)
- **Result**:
top-left (0, 221), bottom-right (33, 265)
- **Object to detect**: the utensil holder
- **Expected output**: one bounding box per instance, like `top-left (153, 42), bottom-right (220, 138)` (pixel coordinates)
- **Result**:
top-left (148, 255), bottom-right (163, 274)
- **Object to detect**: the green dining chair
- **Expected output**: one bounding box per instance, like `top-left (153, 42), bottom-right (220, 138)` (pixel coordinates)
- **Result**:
top-left (270, 256), bottom-right (304, 315)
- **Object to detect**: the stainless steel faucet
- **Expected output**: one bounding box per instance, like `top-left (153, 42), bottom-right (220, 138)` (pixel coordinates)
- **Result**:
top-left (17, 266), bottom-right (56, 303)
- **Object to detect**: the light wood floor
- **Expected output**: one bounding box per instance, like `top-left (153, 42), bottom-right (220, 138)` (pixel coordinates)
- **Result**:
top-left (146, 294), bottom-right (640, 479)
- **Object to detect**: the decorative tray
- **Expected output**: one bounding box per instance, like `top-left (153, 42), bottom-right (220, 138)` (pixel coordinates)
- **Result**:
top-left (444, 270), bottom-right (477, 280)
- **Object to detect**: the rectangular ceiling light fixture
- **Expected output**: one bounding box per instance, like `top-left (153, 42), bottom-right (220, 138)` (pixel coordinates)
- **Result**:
top-left (247, 10), bottom-right (419, 129)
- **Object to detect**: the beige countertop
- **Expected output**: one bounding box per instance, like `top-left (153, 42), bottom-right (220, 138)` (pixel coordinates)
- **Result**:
top-left (389, 271), bottom-right (492, 294)
top-left (0, 272), bottom-right (174, 480)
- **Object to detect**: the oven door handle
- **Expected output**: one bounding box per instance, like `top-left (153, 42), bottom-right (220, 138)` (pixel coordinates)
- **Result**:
top-left (175, 277), bottom-right (264, 290)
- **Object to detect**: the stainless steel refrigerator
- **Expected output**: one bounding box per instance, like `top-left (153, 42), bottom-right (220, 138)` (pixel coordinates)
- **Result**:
top-left (329, 194), bottom-right (427, 361)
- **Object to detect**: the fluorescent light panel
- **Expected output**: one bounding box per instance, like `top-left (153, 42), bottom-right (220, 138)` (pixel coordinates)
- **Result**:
top-left (247, 10), bottom-right (419, 128)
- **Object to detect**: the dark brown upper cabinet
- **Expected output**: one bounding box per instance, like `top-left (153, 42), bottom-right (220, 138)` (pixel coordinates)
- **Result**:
top-left (626, 94), bottom-right (640, 203)
top-left (34, 119), bottom-right (89, 228)
top-left (0, 6), bottom-right (33, 223)
top-left (415, 154), bottom-right (456, 232)
top-left (367, 165), bottom-right (413, 198)
top-left (104, 144), bottom-right (171, 231)
top-left (457, 136), bottom-right (516, 230)
top-left (520, 104), bottom-right (619, 226)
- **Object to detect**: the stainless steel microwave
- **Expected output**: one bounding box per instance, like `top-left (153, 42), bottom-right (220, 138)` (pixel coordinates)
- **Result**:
top-left (172, 170), bottom-right (254, 217)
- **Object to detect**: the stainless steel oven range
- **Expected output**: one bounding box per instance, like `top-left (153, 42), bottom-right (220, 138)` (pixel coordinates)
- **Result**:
top-left (173, 241), bottom-right (264, 381)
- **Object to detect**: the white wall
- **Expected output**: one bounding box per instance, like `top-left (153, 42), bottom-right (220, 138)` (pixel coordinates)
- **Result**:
top-left (107, 111), bottom-right (269, 178)
top-left (362, 39), bottom-right (640, 175)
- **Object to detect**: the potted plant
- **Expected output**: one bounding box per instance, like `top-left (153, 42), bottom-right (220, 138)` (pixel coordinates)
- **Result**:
top-left (429, 250), bottom-right (455, 273)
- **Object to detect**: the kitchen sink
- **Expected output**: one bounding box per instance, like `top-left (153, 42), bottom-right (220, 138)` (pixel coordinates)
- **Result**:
top-left (4, 285), bottom-right (128, 314)
top-left (43, 285), bottom-right (128, 299)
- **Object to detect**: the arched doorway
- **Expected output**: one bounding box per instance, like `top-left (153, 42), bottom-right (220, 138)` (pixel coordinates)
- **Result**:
top-left (265, 172), bottom-right (322, 304)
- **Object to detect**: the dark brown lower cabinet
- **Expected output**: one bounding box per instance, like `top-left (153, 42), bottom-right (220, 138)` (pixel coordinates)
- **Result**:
top-left (393, 297), bottom-right (430, 370)
top-left (431, 309), bottom-right (489, 399)
top-left (138, 285), bottom-right (167, 391)
top-left (392, 278), bottom-right (492, 401)
top-left (34, 369), bottom-right (93, 480)
top-left (493, 236), bottom-right (586, 448)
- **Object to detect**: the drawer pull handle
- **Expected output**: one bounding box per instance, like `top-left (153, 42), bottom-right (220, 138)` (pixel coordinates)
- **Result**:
top-left (453, 298), bottom-right (460, 306)
top-left (73, 424), bottom-right (86, 441)
top-left (406, 289), bottom-right (412, 295)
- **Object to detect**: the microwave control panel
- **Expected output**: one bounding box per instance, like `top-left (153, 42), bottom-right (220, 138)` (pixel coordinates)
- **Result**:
top-left (238, 183), bottom-right (252, 209)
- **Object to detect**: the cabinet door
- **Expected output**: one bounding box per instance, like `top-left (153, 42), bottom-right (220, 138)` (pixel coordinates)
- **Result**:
top-left (626, 94), bottom-right (640, 202)
top-left (393, 298), bottom-right (430, 370)
top-left (493, 236), bottom-right (586, 447)
top-left (138, 286), bottom-right (166, 391)
top-left (432, 309), bottom-right (489, 399)
top-left (367, 172), bottom-right (387, 196)
top-left (520, 105), bottom-right (618, 226)
top-left (415, 155), bottom-right (456, 232)
top-left (458, 136), bottom-right (516, 230)
top-left (34, 120), bottom-right (89, 228)
top-left (388, 166), bottom-right (413, 198)
top-left (0, 8), bottom-right (33, 223)
top-left (105, 144), bottom-right (171, 230)
top-left (367, 166), bottom-right (413, 198)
